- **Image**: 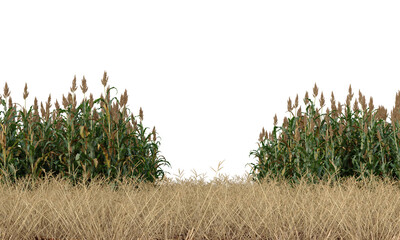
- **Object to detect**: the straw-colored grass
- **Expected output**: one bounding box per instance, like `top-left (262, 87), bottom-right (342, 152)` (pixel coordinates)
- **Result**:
top-left (1, 160), bottom-right (400, 239)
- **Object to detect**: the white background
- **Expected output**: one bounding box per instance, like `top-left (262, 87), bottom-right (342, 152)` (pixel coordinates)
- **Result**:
top-left (1, 1), bottom-right (399, 183)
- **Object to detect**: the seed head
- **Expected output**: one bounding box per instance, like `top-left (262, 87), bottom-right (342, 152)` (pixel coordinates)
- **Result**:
top-left (346, 84), bottom-right (354, 107)
top-left (70, 75), bottom-right (78, 93)
top-left (139, 107), bottom-right (143, 121)
top-left (55, 100), bottom-right (60, 112)
top-left (89, 93), bottom-right (94, 109)
top-left (294, 94), bottom-right (299, 108)
top-left (258, 132), bottom-right (264, 142)
top-left (62, 94), bottom-right (68, 109)
top-left (152, 126), bottom-right (157, 142)
top-left (287, 97), bottom-right (293, 112)
top-left (337, 101), bottom-right (343, 116)
top-left (304, 91), bottom-right (310, 105)
top-left (283, 117), bottom-right (288, 129)
top-left (319, 91), bottom-right (325, 108)
top-left (3, 82), bottom-right (10, 99)
top-left (123, 89), bottom-right (128, 104)
top-left (46, 94), bottom-right (52, 114)
top-left (353, 99), bottom-right (359, 113)
top-left (302, 115), bottom-right (307, 131)
top-left (395, 91), bottom-right (400, 110)
top-left (359, 90), bottom-right (367, 112)
top-left (368, 96), bottom-right (374, 113)
top-left (106, 86), bottom-right (111, 102)
top-left (391, 106), bottom-right (400, 129)
top-left (325, 108), bottom-right (330, 127)
top-left (312, 83), bottom-right (319, 98)
top-left (101, 71), bottom-right (109, 87)
top-left (8, 97), bottom-right (12, 110)
top-left (111, 103), bottom-right (120, 123)
top-left (67, 93), bottom-right (72, 106)
top-left (376, 105), bottom-right (388, 122)
top-left (296, 106), bottom-right (302, 118)
top-left (120, 89), bottom-right (128, 108)
top-left (40, 102), bottom-right (46, 119)
top-left (23, 83), bottom-right (29, 100)
top-left (273, 114), bottom-right (278, 126)
top-left (294, 127), bottom-right (300, 142)
top-left (33, 97), bottom-right (38, 111)
top-left (330, 92), bottom-right (336, 112)
top-left (80, 76), bottom-right (88, 94)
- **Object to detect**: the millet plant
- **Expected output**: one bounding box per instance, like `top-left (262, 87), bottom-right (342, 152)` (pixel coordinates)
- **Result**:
top-left (0, 71), bottom-right (171, 191)
top-left (249, 83), bottom-right (400, 188)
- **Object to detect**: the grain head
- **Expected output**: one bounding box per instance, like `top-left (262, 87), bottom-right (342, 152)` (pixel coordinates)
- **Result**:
top-left (294, 127), bottom-right (300, 142)
top-left (304, 91), bottom-right (310, 105)
top-left (101, 71), bottom-right (109, 87)
top-left (70, 75), bottom-right (78, 93)
top-left (22, 82), bottom-right (29, 100)
top-left (359, 90), bottom-right (367, 112)
top-left (294, 94), bottom-right (299, 108)
top-left (3, 82), bottom-right (10, 99)
top-left (353, 99), bottom-right (359, 114)
top-left (89, 93), bottom-right (94, 110)
top-left (337, 101), bottom-right (343, 116)
top-left (80, 76), bottom-right (88, 95)
top-left (346, 84), bottom-right (354, 107)
top-left (312, 83), bottom-right (319, 98)
top-left (287, 97), bottom-right (293, 113)
top-left (319, 91), bottom-right (325, 109)
top-left (139, 107), bottom-right (143, 122)
top-left (283, 116), bottom-right (288, 129)
top-left (296, 106), bottom-right (302, 118)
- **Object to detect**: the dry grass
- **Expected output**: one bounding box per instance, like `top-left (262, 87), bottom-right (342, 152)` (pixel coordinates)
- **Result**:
top-left (1, 160), bottom-right (400, 240)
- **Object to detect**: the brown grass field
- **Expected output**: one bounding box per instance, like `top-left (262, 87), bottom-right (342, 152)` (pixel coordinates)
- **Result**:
top-left (1, 160), bottom-right (400, 240)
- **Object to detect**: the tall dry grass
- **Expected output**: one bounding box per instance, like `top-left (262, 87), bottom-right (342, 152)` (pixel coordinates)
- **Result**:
top-left (1, 160), bottom-right (400, 239)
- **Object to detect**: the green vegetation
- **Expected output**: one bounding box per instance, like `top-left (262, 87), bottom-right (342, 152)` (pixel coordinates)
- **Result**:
top-left (0, 71), bottom-right (171, 191)
top-left (250, 83), bottom-right (400, 188)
